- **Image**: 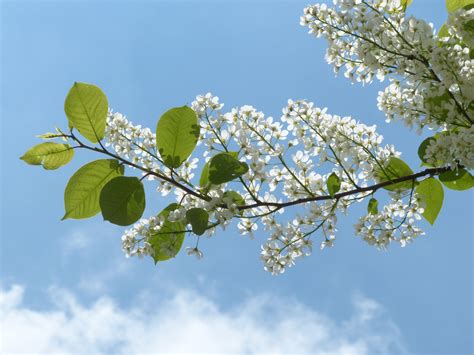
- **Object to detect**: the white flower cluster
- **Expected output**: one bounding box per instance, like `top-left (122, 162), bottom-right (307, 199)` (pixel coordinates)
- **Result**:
top-left (355, 193), bottom-right (424, 249)
top-left (105, 111), bottom-right (158, 170)
top-left (424, 126), bottom-right (474, 169)
top-left (194, 94), bottom-right (423, 273)
top-left (96, 0), bottom-right (474, 275)
top-left (301, 0), bottom-right (473, 167)
top-left (300, 0), bottom-right (434, 86)
top-left (121, 216), bottom-right (164, 258)
top-left (260, 200), bottom-right (337, 275)
top-left (102, 92), bottom-right (431, 275)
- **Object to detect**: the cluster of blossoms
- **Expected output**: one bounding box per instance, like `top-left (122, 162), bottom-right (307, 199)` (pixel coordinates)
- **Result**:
top-left (103, 92), bottom-right (427, 274)
top-left (355, 192), bottom-right (424, 249)
top-left (300, 0), bottom-right (474, 169)
top-left (80, 1), bottom-right (472, 274)
top-left (121, 216), bottom-right (163, 258)
top-left (105, 111), bottom-right (158, 170)
top-left (423, 126), bottom-right (474, 169)
top-left (21, 1), bottom-right (473, 275)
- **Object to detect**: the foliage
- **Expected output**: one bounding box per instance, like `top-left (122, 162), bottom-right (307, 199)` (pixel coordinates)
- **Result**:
top-left (62, 159), bottom-right (124, 220)
top-left (99, 176), bottom-right (146, 226)
top-left (22, 0), bottom-right (473, 275)
top-left (21, 142), bottom-right (74, 170)
top-left (156, 106), bottom-right (199, 169)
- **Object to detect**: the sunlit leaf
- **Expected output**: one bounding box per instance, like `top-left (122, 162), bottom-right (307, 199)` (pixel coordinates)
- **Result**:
top-left (21, 142), bottom-right (74, 170)
top-left (416, 177), bottom-right (444, 225)
top-left (327, 172), bottom-right (341, 197)
top-left (63, 159), bottom-right (124, 220)
top-left (156, 106), bottom-right (199, 169)
top-left (401, 0), bottom-right (413, 11)
top-left (446, 0), bottom-right (474, 13)
top-left (367, 198), bottom-right (379, 215)
top-left (64, 82), bottom-right (108, 143)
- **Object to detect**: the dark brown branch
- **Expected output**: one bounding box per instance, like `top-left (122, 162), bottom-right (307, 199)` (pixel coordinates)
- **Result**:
top-left (238, 166), bottom-right (451, 211)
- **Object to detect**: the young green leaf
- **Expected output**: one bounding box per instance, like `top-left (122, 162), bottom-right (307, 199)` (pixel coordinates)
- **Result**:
top-left (63, 159), bottom-right (124, 220)
top-left (64, 82), bottom-right (108, 143)
top-left (439, 169), bottom-right (474, 190)
top-left (21, 142), bottom-right (74, 170)
top-left (367, 198), bottom-right (379, 215)
top-left (438, 24), bottom-right (449, 38)
top-left (156, 106), bottom-right (199, 169)
top-left (36, 132), bottom-right (65, 140)
top-left (327, 172), bottom-right (341, 197)
top-left (199, 161), bottom-right (211, 187)
top-left (401, 0), bottom-right (413, 11)
top-left (375, 157), bottom-right (414, 191)
top-left (208, 152), bottom-right (249, 184)
top-left (186, 208), bottom-right (209, 236)
top-left (446, 0), bottom-right (474, 13)
top-left (416, 177), bottom-right (444, 225)
top-left (99, 176), bottom-right (146, 226)
top-left (149, 204), bottom-right (185, 263)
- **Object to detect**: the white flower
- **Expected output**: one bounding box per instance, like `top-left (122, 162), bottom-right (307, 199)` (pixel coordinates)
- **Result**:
top-left (186, 247), bottom-right (204, 259)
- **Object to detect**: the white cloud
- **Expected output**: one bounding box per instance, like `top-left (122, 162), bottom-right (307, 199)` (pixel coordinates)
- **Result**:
top-left (0, 284), bottom-right (406, 354)
top-left (61, 230), bottom-right (92, 254)
top-left (77, 256), bottom-right (133, 295)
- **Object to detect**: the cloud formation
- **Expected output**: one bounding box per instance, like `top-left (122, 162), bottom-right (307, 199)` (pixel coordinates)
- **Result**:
top-left (0, 284), bottom-right (405, 354)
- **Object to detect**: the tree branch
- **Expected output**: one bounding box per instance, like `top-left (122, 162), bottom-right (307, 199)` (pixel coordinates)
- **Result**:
top-left (238, 166), bottom-right (451, 211)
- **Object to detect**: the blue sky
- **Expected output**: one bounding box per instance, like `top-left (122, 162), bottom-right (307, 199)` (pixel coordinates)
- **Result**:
top-left (1, 0), bottom-right (472, 353)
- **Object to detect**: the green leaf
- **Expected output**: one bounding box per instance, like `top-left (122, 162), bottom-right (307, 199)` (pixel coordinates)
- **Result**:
top-left (199, 161), bottom-right (211, 187)
top-left (186, 208), bottom-right (209, 236)
top-left (156, 106), bottom-right (199, 169)
top-left (438, 24), bottom-right (449, 38)
top-left (464, 18), bottom-right (474, 33)
top-left (327, 172), bottom-right (341, 197)
top-left (367, 198), bottom-right (379, 215)
top-left (375, 157), bottom-right (414, 191)
top-left (463, 18), bottom-right (474, 47)
top-left (446, 0), bottom-right (474, 12)
top-left (439, 169), bottom-right (474, 190)
top-left (200, 152), bottom-right (239, 187)
top-left (64, 82), bottom-right (108, 143)
top-left (401, 0), bottom-right (413, 10)
top-left (99, 176), bottom-right (146, 226)
top-left (223, 190), bottom-right (246, 206)
top-left (21, 142), bottom-right (74, 170)
top-left (417, 137), bottom-right (436, 166)
top-left (416, 178), bottom-right (444, 225)
top-left (149, 203), bottom-right (185, 263)
top-left (208, 152), bottom-right (249, 184)
top-left (36, 132), bottom-right (64, 139)
top-left (63, 159), bottom-right (124, 220)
